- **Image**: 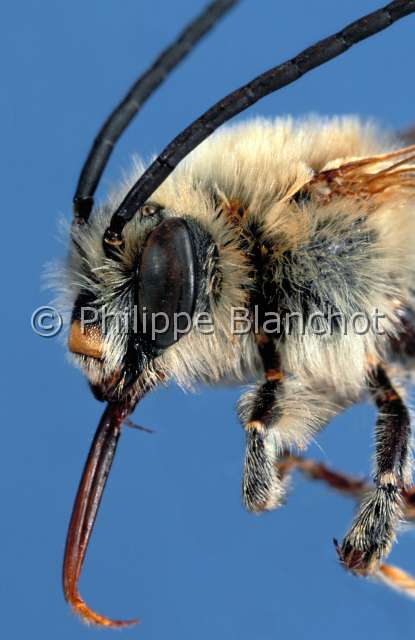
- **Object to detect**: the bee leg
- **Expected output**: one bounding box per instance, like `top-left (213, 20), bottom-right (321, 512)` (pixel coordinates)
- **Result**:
top-left (277, 455), bottom-right (415, 521)
top-left (239, 334), bottom-right (286, 512)
top-left (276, 455), bottom-right (370, 500)
top-left (277, 456), bottom-right (415, 521)
top-left (241, 379), bottom-right (286, 512)
top-left (338, 365), bottom-right (411, 575)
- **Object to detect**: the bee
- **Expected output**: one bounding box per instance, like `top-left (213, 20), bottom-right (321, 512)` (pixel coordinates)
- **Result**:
top-left (57, 0), bottom-right (415, 628)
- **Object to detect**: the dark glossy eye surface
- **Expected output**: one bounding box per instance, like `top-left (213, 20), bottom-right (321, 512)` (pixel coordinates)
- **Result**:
top-left (138, 218), bottom-right (197, 350)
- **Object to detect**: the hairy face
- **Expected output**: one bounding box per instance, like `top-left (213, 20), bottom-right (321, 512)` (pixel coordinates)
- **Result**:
top-left (67, 203), bottom-right (214, 401)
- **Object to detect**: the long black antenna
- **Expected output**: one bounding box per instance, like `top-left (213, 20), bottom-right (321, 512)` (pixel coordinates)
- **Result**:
top-left (73, 0), bottom-right (239, 223)
top-left (104, 0), bottom-right (415, 247)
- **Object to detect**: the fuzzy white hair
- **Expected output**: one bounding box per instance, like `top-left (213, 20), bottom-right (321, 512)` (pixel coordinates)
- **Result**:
top-left (56, 116), bottom-right (415, 424)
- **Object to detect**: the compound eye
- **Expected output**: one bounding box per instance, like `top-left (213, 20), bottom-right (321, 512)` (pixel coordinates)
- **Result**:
top-left (138, 218), bottom-right (197, 350)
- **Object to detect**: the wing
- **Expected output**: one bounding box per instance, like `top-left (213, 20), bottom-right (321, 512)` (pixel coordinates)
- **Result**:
top-left (291, 144), bottom-right (415, 209)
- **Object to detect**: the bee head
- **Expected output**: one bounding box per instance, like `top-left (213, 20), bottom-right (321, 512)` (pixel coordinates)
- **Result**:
top-left (68, 202), bottom-right (215, 401)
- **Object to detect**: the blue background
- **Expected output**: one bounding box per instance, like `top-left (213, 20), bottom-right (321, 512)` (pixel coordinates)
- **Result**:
top-left (4, 1), bottom-right (415, 638)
